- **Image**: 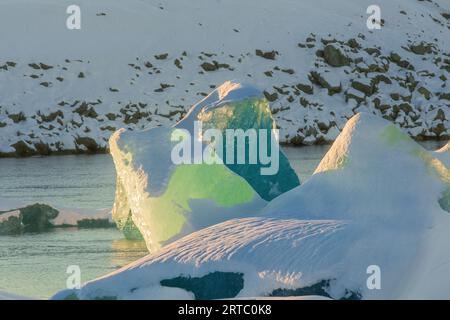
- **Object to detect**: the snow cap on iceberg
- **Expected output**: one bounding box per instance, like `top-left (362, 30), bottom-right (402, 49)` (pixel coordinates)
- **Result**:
top-left (264, 112), bottom-right (450, 221)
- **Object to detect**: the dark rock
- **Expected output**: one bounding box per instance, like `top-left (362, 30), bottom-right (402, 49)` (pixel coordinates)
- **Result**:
top-left (20, 203), bottom-right (59, 233)
top-left (39, 110), bottom-right (64, 122)
top-left (345, 91), bottom-right (365, 104)
top-left (409, 42), bottom-right (434, 55)
top-left (432, 123), bottom-right (447, 137)
top-left (351, 80), bottom-right (375, 96)
top-left (290, 135), bottom-right (304, 146)
top-left (346, 38), bottom-right (360, 49)
top-left (11, 141), bottom-right (35, 157)
top-left (174, 59), bottom-right (183, 69)
top-left (123, 111), bottom-right (149, 124)
top-left (390, 93), bottom-right (400, 101)
top-left (439, 92), bottom-right (450, 100)
top-left (398, 103), bottom-right (413, 114)
top-left (154, 53), bottom-right (168, 60)
top-left (39, 63), bottom-right (53, 70)
top-left (255, 49), bottom-right (278, 60)
top-left (28, 63), bottom-right (40, 69)
top-left (296, 83), bottom-right (313, 94)
top-left (105, 113), bottom-right (118, 121)
top-left (34, 141), bottom-right (51, 155)
top-left (8, 112), bottom-right (26, 123)
top-left (371, 74), bottom-right (392, 85)
top-left (364, 47), bottom-right (381, 56)
top-left (417, 87), bottom-right (431, 100)
top-left (434, 109), bottom-right (446, 121)
top-left (76, 137), bottom-right (102, 153)
top-left (200, 62), bottom-right (217, 71)
top-left (74, 102), bottom-right (98, 118)
top-left (389, 52), bottom-right (414, 70)
top-left (323, 45), bottom-right (350, 67)
top-left (308, 71), bottom-right (341, 95)
top-left (0, 216), bottom-right (23, 235)
top-left (263, 90), bottom-right (278, 102)
top-left (281, 68), bottom-right (295, 75)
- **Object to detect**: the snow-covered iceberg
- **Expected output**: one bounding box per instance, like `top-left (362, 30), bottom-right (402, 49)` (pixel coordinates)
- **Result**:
top-left (56, 113), bottom-right (450, 300)
top-left (53, 217), bottom-right (351, 300)
top-left (263, 112), bottom-right (450, 220)
top-left (110, 81), bottom-right (299, 251)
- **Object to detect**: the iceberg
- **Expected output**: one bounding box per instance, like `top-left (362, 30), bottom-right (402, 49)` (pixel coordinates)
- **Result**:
top-left (110, 81), bottom-right (299, 251)
top-left (55, 113), bottom-right (450, 300)
top-left (435, 141), bottom-right (450, 168)
top-left (263, 112), bottom-right (450, 221)
top-left (53, 217), bottom-right (352, 300)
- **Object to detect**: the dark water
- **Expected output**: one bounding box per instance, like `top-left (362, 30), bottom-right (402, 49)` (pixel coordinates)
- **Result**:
top-left (0, 154), bottom-right (116, 211)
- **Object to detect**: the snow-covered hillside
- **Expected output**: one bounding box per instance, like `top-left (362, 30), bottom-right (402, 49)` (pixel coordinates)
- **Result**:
top-left (0, 0), bottom-right (448, 156)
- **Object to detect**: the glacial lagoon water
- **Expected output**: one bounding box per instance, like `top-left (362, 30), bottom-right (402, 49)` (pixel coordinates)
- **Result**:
top-left (0, 142), bottom-right (444, 299)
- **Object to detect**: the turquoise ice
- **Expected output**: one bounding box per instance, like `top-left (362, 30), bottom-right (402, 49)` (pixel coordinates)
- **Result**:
top-left (110, 81), bottom-right (300, 251)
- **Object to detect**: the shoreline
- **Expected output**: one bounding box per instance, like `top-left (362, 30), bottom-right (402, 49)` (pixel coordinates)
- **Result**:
top-left (0, 136), bottom-right (447, 158)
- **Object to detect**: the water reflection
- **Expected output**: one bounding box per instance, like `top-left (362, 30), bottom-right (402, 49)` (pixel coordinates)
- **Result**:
top-left (110, 238), bottom-right (148, 268)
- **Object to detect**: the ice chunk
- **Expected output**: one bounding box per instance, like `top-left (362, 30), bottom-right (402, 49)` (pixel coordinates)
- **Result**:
top-left (110, 81), bottom-right (299, 251)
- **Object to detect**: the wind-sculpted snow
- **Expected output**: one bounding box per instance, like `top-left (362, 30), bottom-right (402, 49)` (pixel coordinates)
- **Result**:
top-left (53, 218), bottom-right (352, 300)
top-left (110, 81), bottom-right (299, 251)
top-left (55, 112), bottom-right (450, 300)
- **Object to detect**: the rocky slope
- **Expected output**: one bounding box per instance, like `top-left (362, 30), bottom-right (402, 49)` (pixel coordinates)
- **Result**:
top-left (0, 0), bottom-right (448, 156)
